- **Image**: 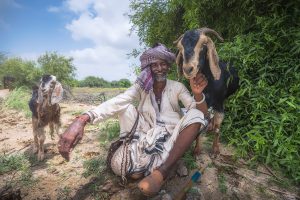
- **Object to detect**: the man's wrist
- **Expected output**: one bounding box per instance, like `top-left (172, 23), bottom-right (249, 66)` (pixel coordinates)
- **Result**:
top-left (194, 93), bottom-right (204, 102)
top-left (76, 114), bottom-right (90, 124)
top-left (194, 93), bottom-right (206, 104)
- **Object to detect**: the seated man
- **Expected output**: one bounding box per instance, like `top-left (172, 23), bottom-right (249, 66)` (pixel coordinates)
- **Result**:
top-left (58, 43), bottom-right (209, 196)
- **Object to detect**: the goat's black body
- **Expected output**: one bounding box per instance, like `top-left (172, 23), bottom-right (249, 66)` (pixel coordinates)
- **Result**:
top-left (29, 88), bottom-right (39, 118)
top-left (202, 60), bottom-right (239, 113)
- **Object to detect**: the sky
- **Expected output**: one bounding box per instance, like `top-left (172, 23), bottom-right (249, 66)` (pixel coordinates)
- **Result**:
top-left (0, 0), bottom-right (141, 81)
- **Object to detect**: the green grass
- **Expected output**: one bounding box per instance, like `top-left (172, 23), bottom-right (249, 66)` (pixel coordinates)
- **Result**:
top-left (69, 109), bottom-right (85, 116)
top-left (82, 157), bottom-right (106, 178)
top-left (3, 87), bottom-right (31, 118)
top-left (182, 148), bottom-right (198, 171)
top-left (98, 119), bottom-right (120, 144)
top-left (57, 186), bottom-right (71, 200)
top-left (218, 173), bottom-right (227, 193)
top-left (0, 154), bottom-right (36, 187)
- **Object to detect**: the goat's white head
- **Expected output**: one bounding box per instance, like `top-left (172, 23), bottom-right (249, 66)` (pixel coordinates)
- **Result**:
top-left (37, 75), bottom-right (63, 105)
top-left (174, 28), bottom-right (223, 80)
top-left (39, 75), bottom-right (56, 95)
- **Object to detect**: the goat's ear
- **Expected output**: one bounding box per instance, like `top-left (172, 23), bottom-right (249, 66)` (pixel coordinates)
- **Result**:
top-left (173, 34), bottom-right (183, 45)
top-left (37, 88), bottom-right (43, 104)
top-left (206, 37), bottom-right (221, 80)
top-left (51, 81), bottom-right (64, 105)
top-left (175, 51), bottom-right (183, 78)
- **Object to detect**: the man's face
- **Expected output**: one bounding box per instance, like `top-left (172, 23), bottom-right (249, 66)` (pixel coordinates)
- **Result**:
top-left (150, 59), bottom-right (169, 82)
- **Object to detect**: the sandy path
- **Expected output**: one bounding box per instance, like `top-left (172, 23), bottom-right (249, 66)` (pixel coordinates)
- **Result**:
top-left (0, 101), bottom-right (104, 199)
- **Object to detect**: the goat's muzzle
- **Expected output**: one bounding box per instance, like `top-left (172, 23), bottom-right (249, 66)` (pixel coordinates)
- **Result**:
top-left (183, 66), bottom-right (199, 79)
top-left (183, 66), bottom-right (193, 75)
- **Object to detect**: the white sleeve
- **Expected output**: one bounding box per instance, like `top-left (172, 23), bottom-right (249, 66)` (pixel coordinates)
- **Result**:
top-left (85, 84), bottom-right (141, 124)
top-left (177, 82), bottom-right (197, 110)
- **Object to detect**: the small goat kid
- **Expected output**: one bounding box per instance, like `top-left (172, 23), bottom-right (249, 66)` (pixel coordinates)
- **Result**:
top-left (29, 75), bottom-right (63, 161)
top-left (175, 28), bottom-right (239, 156)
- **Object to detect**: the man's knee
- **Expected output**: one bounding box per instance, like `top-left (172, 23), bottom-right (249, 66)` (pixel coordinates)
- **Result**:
top-left (118, 104), bottom-right (137, 120)
top-left (186, 108), bottom-right (204, 118)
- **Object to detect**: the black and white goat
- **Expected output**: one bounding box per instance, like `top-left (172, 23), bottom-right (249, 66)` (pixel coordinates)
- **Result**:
top-left (29, 75), bottom-right (63, 161)
top-left (174, 28), bottom-right (239, 156)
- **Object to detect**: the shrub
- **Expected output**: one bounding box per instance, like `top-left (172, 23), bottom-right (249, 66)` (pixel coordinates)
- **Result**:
top-left (4, 87), bottom-right (31, 118)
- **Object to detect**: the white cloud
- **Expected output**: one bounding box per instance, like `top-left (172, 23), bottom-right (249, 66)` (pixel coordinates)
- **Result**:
top-left (68, 47), bottom-right (137, 81)
top-left (0, 0), bottom-right (21, 9)
top-left (47, 6), bottom-right (61, 13)
top-left (18, 52), bottom-right (39, 61)
top-left (65, 0), bottom-right (94, 13)
top-left (60, 0), bottom-right (140, 81)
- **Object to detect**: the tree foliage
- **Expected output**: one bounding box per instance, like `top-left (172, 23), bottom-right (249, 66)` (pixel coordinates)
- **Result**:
top-left (38, 52), bottom-right (76, 86)
top-left (0, 52), bottom-right (77, 88)
top-left (0, 57), bottom-right (42, 88)
top-left (129, 0), bottom-right (300, 183)
top-left (78, 76), bottom-right (131, 88)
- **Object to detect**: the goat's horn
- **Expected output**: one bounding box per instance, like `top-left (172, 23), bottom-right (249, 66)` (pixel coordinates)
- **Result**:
top-left (197, 27), bottom-right (224, 42)
top-left (173, 34), bottom-right (184, 44)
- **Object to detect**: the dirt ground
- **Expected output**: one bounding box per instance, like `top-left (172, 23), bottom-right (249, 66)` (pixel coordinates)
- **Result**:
top-left (0, 89), bottom-right (299, 200)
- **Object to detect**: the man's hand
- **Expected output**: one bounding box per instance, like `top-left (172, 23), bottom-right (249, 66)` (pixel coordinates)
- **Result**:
top-left (58, 115), bottom-right (89, 161)
top-left (190, 72), bottom-right (209, 117)
top-left (190, 72), bottom-right (208, 96)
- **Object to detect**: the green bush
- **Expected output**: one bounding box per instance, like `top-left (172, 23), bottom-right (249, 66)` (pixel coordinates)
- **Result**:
top-left (0, 154), bottom-right (35, 187)
top-left (129, 0), bottom-right (300, 184)
top-left (219, 16), bottom-right (300, 183)
top-left (98, 119), bottom-right (120, 143)
top-left (82, 157), bottom-right (106, 178)
top-left (0, 52), bottom-right (77, 88)
top-left (4, 87), bottom-right (31, 118)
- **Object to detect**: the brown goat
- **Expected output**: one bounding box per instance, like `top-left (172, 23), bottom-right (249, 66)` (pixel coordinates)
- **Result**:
top-left (29, 75), bottom-right (63, 161)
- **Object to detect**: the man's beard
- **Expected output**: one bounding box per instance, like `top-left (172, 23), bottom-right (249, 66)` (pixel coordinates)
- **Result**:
top-left (153, 74), bottom-right (167, 82)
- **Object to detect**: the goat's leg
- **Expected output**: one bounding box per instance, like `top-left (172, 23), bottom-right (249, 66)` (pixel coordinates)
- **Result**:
top-left (37, 127), bottom-right (46, 161)
top-left (193, 135), bottom-right (202, 156)
top-left (32, 117), bottom-right (39, 154)
top-left (212, 112), bottom-right (224, 157)
top-left (54, 124), bottom-right (60, 135)
top-left (49, 122), bottom-right (55, 140)
top-left (53, 106), bottom-right (61, 137)
top-left (54, 115), bottom-right (61, 136)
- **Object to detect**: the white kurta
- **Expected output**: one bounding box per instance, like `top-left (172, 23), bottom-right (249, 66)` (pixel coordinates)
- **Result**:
top-left (86, 79), bottom-right (208, 176)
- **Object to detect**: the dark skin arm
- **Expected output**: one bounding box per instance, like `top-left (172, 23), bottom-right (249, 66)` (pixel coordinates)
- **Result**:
top-left (58, 114), bottom-right (90, 161)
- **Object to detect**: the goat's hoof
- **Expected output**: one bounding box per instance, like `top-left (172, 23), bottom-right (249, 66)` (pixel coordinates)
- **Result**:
top-left (211, 148), bottom-right (220, 158)
top-left (38, 152), bottom-right (45, 161)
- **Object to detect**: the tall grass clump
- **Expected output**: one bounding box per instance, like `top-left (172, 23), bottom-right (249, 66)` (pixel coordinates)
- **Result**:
top-left (82, 157), bottom-right (106, 178)
top-left (218, 15), bottom-right (300, 184)
top-left (0, 154), bottom-right (35, 187)
top-left (98, 119), bottom-right (120, 143)
top-left (4, 87), bottom-right (31, 117)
